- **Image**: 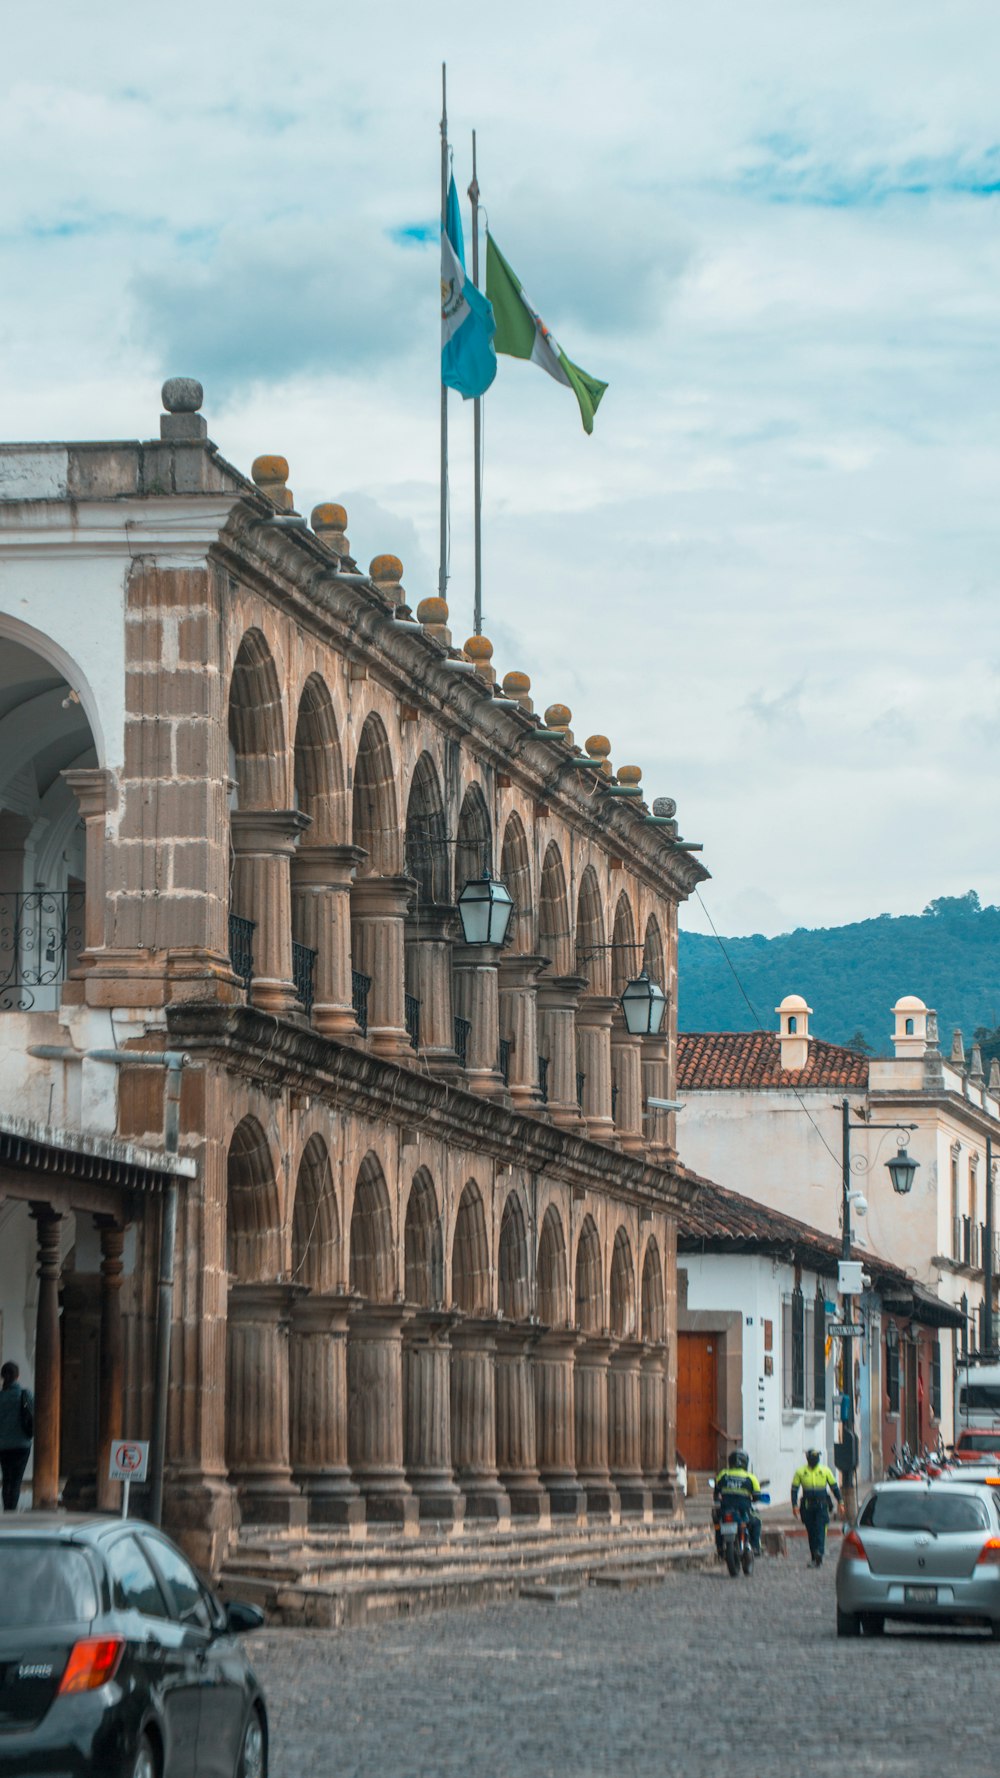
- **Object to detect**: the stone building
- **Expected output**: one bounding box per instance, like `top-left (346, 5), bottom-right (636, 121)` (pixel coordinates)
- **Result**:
top-left (0, 380), bottom-right (707, 1568)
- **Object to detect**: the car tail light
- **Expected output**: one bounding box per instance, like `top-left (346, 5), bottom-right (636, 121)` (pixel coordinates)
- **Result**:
top-left (57, 1637), bottom-right (125, 1694)
top-left (841, 1529), bottom-right (869, 1565)
top-left (976, 1538), bottom-right (1000, 1567)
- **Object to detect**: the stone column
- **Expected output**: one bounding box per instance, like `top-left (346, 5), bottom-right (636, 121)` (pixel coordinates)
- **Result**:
top-left (576, 997), bottom-right (617, 1143)
top-left (640, 1344), bottom-right (675, 1511)
top-left (451, 942), bottom-right (505, 1097)
top-left (350, 876), bottom-right (415, 1060)
top-left (610, 1340), bottom-right (652, 1517)
top-left (289, 1292), bottom-right (364, 1528)
top-left (495, 1326), bottom-right (548, 1519)
top-left (497, 954), bottom-right (548, 1112)
top-left (347, 1303), bottom-right (418, 1528)
top-left (31, 1206), bottom-right (63, 1511)
top-left (450, 1318), bottom-right (511, 1522)
top-left (573, 1336), bottom-right (619, 1518)
top-left (537, 975), bottom-right (589, 1129)
top-left (230, 809), bottom-right (311, 1016)
top-left (226, 1282), bottom-right (307, 1527)
top-left (403, 1311), bottom-right (464, 1524)
top-left (95, 1218), bottom-right (125, 1513)
top-left (291, 844), bottom-right (366, 1038)
top-left (64, 768), bottom-right (114, 961)
top-left (533, 1329), bottom-right (586, 1518)
top-left (641, 1035), bottom-right (672, 1159)
top-left (610, 1024), bottom-right (645, 1156)
top-left (405, 907), bottom-right (459, 1076)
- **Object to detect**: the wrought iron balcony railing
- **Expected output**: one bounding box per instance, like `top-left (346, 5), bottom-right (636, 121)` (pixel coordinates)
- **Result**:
top-left (538, 1055), bottom-right (549, 1104)
top-left (352, 970), bottom-right (371, 1037)
top-left (454, 1016), bottom-right (471, 1069)
top-left (576, 1071), bottom-right (586, 1108)
top-left (404, 994), bottom-right (421, 1051)
top-left (0, 889), bottom-right (85, 1011)
top-left (292, 941), bottom-right (317, 1018)
top-left (499, 1038), bottom-right (511, 1086)
top-left (228, 913), bottom-right (255, 992)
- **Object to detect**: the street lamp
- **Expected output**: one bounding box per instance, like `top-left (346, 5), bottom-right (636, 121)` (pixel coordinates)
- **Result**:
top-left (456, 871), bottom-right (515, 947)
top-left (620, 969), bottom-right (667, 1037)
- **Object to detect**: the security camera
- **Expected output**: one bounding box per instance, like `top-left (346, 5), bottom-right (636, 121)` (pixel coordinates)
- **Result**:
top-left (848, 1191), bottom-right (868, 1217)
top-left (646, 1098), bottom-right (685, 1112)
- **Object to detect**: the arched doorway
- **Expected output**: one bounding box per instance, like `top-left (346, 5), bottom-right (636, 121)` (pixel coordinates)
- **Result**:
top-left (450, 1182), bottom-right (508, 1519)
top-left (288, 1137), bottom-right (360, 1526)
top-left (402, 1171), bottom-right (460, 1520)
top-left (346, 1155), bottom-right (414, 1526)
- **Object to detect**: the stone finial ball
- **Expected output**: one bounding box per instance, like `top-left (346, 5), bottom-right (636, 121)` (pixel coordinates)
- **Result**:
top-left (544, 703), bottom-right (572, 728)
top-left (585, 735), bottom-right (611, 759)
top-left (617, 764), bottom-right (642, 786)
top-left (161, 377), bottom-right (204, 414)
top-left (417, 596), bottom-right (449, 624)
top-left (464, 634), bottom-right (494, 660)
top-left (370, 554), bottom-right (403, 582)
top-left (311, 502), bottom-right (348, 530)
top-left (653, 796), bottom-right (677, 819)
top-left (503, 671), bottom-right (530, 696)
top-left (251, 455), bottom-right (289, 486)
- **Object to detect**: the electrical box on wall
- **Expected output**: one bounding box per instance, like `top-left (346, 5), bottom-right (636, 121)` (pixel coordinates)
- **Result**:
top-left (839, 1260), bottom-right (865, 1295)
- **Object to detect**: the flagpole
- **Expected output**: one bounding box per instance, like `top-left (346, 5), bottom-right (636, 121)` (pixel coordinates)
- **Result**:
top-left (438, 62), bottom-right (449, 599)
top-left (469, 131), bottom-right (483, 635)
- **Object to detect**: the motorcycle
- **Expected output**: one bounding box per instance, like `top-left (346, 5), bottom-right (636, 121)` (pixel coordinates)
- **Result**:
top-left (717, 1490), bottom-right (771, 1578)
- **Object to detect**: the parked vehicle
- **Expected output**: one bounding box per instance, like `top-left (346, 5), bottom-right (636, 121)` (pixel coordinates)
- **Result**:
top-left (952, 1428), bottom-right (1000, 1464)
top-left (836, 1481), bottom-right (1000, 1638)
top-left (955, 1362), bottom-right (1000, 1431)
top-left (0, 1514), bottom-right (267, 1777)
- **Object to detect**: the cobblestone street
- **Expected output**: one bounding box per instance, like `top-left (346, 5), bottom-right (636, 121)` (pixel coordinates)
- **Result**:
top-left (248, 1553), bottom-right (996, 1778)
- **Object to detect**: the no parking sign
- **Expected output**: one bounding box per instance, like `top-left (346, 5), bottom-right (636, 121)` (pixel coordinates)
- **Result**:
top-left (108, 1440), bottom-right (149, 1515)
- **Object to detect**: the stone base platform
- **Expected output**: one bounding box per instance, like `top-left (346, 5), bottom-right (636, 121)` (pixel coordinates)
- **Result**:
top-left (219, 1514), bottom-right (713, 1629)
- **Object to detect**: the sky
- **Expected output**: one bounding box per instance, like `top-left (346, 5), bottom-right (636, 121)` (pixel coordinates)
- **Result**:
top-left (2, 0), bottom-right (999, 937)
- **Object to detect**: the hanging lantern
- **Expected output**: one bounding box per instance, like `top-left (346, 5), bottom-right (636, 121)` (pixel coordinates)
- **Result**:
top-left (457, 871), bottom-right (515, 947)
top-left (620, 969), bottom-right (667, 1036)
top-left (886, 1144), bottom-right (919, 1195)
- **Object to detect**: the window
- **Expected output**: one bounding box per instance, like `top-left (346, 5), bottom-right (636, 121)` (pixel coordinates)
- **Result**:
top-left (813, 1287), bottom-right (827, 1412)
top-left (783, 1288), bottom-right (805, 1409)
top-left (788, 1015), bottom-right (797, 1034)
top-left (960, 1292), bottom-right (969, 1358)
top-left (860, 1490), bottom-right (990, 1534)
top-left (885, 1325), bottom-right (900, 1415)
top-left (106, 1535), bottom-right (170, 1618)
top-left (952, 1149), bottom-right (962, 1259)
top-left (0, 1546), bottom-right (98, 1627)
top-left (905, 1017), bottom-right (914, 1036)
top-left (930, 1340), bottom-right (942, 1420)
top-left (141, 1532), bottom-right (212, 1630)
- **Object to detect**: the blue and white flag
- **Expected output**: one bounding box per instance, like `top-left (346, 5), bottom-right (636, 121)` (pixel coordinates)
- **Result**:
top-left (441, 174), bottom-right (497, 399)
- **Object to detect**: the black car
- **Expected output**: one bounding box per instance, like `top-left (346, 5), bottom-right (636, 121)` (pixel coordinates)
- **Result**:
top-left (0, 1514), bottom-right (267, 1778)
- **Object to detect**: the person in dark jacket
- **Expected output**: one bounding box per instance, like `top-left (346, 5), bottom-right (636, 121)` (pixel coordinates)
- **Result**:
top-left (0, 1361), bottom-right (34, 1511)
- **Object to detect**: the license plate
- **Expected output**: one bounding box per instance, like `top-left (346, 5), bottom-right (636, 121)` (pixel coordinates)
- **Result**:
top-left (904, 1585), bottom-right (937, 1604)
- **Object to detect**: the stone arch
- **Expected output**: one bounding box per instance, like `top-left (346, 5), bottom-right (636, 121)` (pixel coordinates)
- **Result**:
top-left (537, 1205), bottom-right (569, 1326)
top-left (643, 913), bottom-right (666, 989)
top-left (293, 673), bottom-right (346, 843)
top-left (351, 711), bottom-right (400, 875)
top-left (451, 1180), bottom-right (491, 1315)
top-left (574, 1215), bottom-right (604, 1333)
top-left (0, 611), bottom-right (107, 769)
top-left (404, 752), bottom-right (449, 904)
top-left (349, 1152), bottom-right (395, 1302)
top-left (538, 841), bottom-right (572, 974)
top-left (226, 1116), bottom-right (282, 1282)
top-left (610, 1226), bottom-right (636, 1337)
top-left (575, 864), bottom-right (608, 994)
top-left (611, 891), bottom-right (638, 996)
top-left (498, 1191), bottom-right (531, 1321)
top-left (228, 628), bottom-right (287, 809)
top-left (500, 812), bottom-right (532, 952)
top-left (404, 1168), bottom-right (444, 1307)
top-left (640, 1237), bottom-right (665, 1343)
top-left (291, 1133), bottom-right (341, 1291)
top-left (455, 782), bottom-right (492, 896)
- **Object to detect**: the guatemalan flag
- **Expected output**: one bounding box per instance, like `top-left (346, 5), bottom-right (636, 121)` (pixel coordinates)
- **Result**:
top-left (441, 174), bottom-right (497, 399)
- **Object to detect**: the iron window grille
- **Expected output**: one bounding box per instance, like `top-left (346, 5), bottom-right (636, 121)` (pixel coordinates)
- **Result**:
top-left (885, 1324), bottom-right (900, 1415)
top-left (453, 1016), bottom-right (471, 1069)
top-left (930, 1340), bottom-right (942, 1420)
top-left (813, 1286), bottom-right (827, 1412)
top-left (0, 888), bottom-right (86, 1011)
top-left (351, 970), bottom-right (371, 1037)
top-left (404, 994), bottom-right (421, 1051)
top-left (783, 1288), bottom-right (805, 1410)
top-left (291, 941), bottom-right (316, 1018)
top-left (228, 913), bottom-right (255, 992)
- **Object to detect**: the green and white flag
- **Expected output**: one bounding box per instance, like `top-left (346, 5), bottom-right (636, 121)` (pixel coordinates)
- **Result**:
top-left (485, 233), bottom-right (607, 435)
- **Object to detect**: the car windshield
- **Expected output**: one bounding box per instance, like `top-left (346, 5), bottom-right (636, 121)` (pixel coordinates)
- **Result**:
top-left (959, 1384), bottom-right (1000, 1413)
top-left (861, 1492), bottom-right (990, 1534)
top-left (958, 1433), bottom-right (1000, 1452)
top-left (0, 1544), bottom-right (99, 1626)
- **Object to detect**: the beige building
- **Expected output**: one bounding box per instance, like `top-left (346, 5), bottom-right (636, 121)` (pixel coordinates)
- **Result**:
top-left (0, 379), bottom-right (708, 1568)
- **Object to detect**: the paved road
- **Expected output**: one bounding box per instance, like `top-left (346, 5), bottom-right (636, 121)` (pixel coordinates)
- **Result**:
top-left (248, 1554), bottom-right (996, 1778)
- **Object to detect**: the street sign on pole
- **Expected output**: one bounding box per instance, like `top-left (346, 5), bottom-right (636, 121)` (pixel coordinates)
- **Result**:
top-left (109, 1440), bottom-right (149, 1518)
top-left (829, 1323), bottom-right (860, 1339)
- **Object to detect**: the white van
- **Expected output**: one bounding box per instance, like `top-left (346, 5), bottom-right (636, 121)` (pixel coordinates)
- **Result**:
top-left (955, 1361), bottom-right (1000, 1431)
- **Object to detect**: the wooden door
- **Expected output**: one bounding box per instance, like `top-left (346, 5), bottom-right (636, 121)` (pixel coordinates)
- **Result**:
top-left (676, 1332), bottom-right (718, 1471)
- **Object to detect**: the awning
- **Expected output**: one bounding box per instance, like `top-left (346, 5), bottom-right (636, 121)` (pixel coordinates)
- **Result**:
top-left (0, 1114), bottom-right (195, 1196)
top-left (881, 1279), bottom-right (966, 1331)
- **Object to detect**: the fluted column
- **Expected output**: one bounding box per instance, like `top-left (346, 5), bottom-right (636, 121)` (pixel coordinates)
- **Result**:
top-left (641, 1035), bottom-right (672, 1159)
top-left (640, 1344), bottom-right (675, 1511)
top-left (347, 1303), bottom-right (418, 1528)
top-left (406, 907), bottom-right (459, 1076)
top-left (611, 1024), bottom-right (645, 1156)
top-left (574, 1336), bottom-right (619, 1518)
top-left (533, 1329), bottom-right (586, 1518)
top-left (495, 1326), bottom-right (548, 1518)
top-left (95, 1218), bottom-right (125, 1512)
top-left (452, 942), bottom-right (505, 1097)
top-left (226, 1282), bottom-right (307, 1526)
top-left (450, 1318), bottom-right (511, 1522)
top-left (537, 975), bottom-right (588, 1129)
top-left (350, 875), bottom-right (415, 1060)
top-left (31, 1206), bottom-right (63, 1511)
top-left (576, 996), bottom-right (617, 1143)
top-left (610, 1340), bottom-right (652, 1517)
top-left (230, 809), bottom-right (311, 1015)
top-left (498, 954), bottom-right (547, 1112)
top-left (403, 1311), bottom-right (464, 1523)
top-left (289, 1292), bottom-right (364, 1528)
top-left (291, 844), bottom-right (366, 1037)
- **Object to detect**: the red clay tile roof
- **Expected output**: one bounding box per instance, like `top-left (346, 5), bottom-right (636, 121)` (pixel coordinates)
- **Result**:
top-left (676, 1030), bottom-right (869, 1090)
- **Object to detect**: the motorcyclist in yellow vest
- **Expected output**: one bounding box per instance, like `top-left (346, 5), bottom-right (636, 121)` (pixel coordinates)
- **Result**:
top-left (713, 1449), bottom-right (762, 1556)
top-left (791, 1448), bottom-right (842, 1567)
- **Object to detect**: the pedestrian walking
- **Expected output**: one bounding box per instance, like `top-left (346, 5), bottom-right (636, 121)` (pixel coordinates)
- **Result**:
top-left (791, 1447), bottom-right (842, 1566)
top-left (0, 1361), bottom-right (34, 1511)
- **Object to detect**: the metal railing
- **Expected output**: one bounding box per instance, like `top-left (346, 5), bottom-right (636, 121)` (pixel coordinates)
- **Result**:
top-left (538, 1055), bottom-right (549, 1104)
top-left (499, 1038), bottom-right (511, 1086)
top-left (611, 1082), bottom-right (619, 1121)
top-left (292, 941), bottom-right (317, 1018)
top-left (0, 888), bottom-right (85, 1010)
top-left (352, 970), bottom-right (371, 1036)
top-left (454, 1016), bottom-right (471, 1069)
top-left (405, 994), bottom-right (421, 1051)
top-left (576, 1071), bottom-right (586, 1108)
top-left (228, 914), bottom-right (255, 992)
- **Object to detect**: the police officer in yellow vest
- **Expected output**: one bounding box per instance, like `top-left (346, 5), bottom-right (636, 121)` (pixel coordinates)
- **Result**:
top-left (791, 1448), bottom-right (842, 1567)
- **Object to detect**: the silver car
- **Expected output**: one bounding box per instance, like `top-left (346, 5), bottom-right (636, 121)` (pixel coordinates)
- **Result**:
top-left (836, 1481), bottom-right (1000, 1638)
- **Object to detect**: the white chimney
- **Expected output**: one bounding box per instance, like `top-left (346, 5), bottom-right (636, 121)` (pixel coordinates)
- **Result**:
top-left (891, 996), bottom-right (929, 1059)
top-left (776, 994), bottom-right (812, 1071)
